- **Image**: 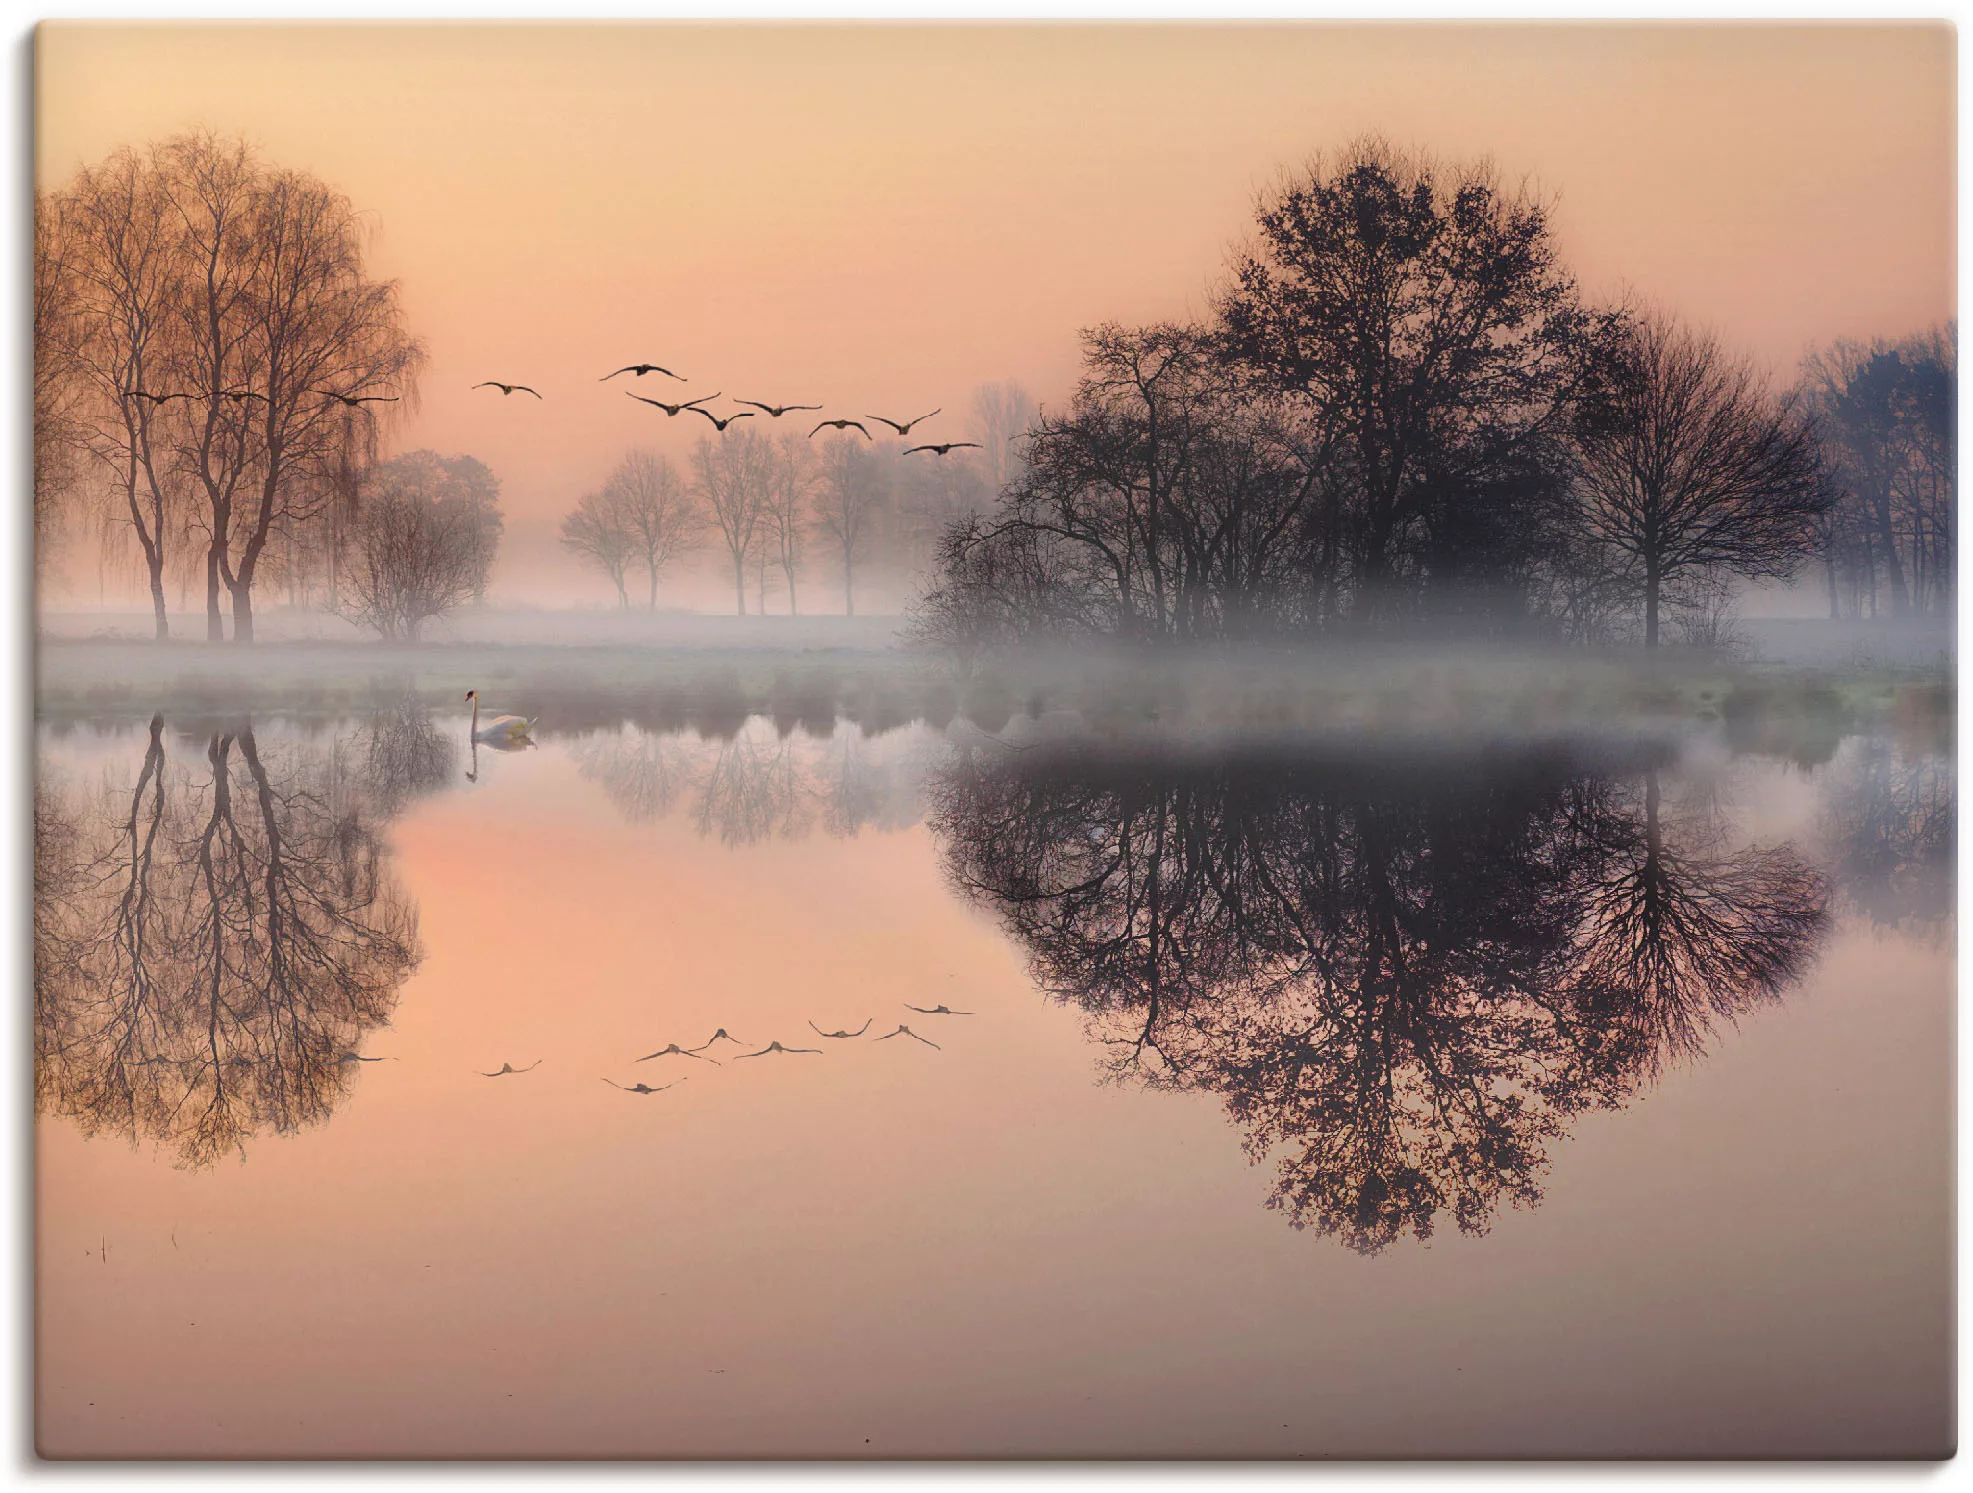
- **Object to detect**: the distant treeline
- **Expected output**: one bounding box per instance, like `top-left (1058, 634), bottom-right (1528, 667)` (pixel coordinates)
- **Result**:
top-left (557, 384), bottom-right (1033, 618)
top-left (911, 138), bottom-right (1955, 653)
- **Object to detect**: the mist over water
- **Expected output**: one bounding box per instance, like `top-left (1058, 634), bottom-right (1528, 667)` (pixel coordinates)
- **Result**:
top-left (32, 669), bottom-right (1952, 1456)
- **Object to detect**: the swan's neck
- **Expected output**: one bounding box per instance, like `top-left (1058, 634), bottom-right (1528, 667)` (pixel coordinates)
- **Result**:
top-left (471, 696), bottom-right (479, 735)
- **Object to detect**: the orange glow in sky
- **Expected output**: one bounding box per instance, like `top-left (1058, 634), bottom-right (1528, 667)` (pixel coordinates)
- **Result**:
top-left (36, 22), bottom-right (1954, 574)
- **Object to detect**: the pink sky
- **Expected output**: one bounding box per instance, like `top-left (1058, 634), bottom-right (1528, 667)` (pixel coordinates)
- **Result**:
top-left (37, 22), bottom-right (1954, 601)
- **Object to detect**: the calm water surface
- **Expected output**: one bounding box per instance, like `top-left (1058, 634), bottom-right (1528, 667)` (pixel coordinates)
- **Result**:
top-left (34, 697), bottom-right (1952, 1457)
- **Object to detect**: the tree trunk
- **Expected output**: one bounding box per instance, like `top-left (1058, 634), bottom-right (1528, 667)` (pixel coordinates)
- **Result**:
top-left (230, 579), bottom-right (255, 643)
top-left (1643, 556), bottom-right (1661, 649)
top-left (732, 553), bottom-right (746, 616)
top-left (647, 564), bottom-right (659, 610)
top-left (1868, 491), bottom-right (1909, 616)
top-left (843, 551), bottom-right (855, 617)
top-left (783, 564), bottom-right (798, 616)
top-left (206, 544), bottom-right (227, 641)
top-left (149, 566), bottom-right (169, 641)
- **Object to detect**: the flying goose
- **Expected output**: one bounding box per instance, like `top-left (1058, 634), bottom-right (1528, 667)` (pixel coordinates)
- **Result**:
top-left (628, 391), bottom-right (718, 416)
top-left (688, 406), bottom-right (755, 432)
top-left (474, 381), bottom-right (542, 398)
top-left (809, 418), bottom-right (871, 439)
top-left (636, 1043), bottom-right (719, 1065)
top-left (602, 364), bottom-right (686, 382)
top-left (807, 1019), bottom-right (873, 1040)
top-left (317, 389), bottom-right (400, 408)
top-left (867, 409), bottom-right (940, 436)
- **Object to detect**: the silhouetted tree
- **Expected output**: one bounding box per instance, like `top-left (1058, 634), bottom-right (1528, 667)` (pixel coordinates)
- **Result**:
top-left (1217, 136), bottom-right (1592, 628)
top-left (1800, 327), bottom-right (1956, 618)
top-left (1572, 312), bottom-right (1830, 646)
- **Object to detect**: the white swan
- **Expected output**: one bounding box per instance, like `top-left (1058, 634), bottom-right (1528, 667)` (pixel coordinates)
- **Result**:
top-left (466, 689), bottom-right (536, 748)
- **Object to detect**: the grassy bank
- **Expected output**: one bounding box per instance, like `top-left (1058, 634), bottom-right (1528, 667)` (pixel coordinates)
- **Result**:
top-left (36, 634), bottom-right (1952, 764)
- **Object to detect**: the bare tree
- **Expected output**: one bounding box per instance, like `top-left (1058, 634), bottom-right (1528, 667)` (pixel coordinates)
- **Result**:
top-left (1217, 137), bottom-right (1591, 627)
top-left (604, 449), bottom-right (701, 608)
top-left (1571, 312), bottom-right (1831, 646)
top-left (967, 380), bottom-right (1038, 495)
top-left (761, 433), bottom-right (814, 614)
top-left (337, 458), bottom-right (493, 640)
top-left (33, 192), bottom-right (87, 583)
top-left (690, 429), bottom-right (774, 616)
top-left (45, 153), bottom-right (189, 638)
top-left (560, 487), bottom-right (636, 608)
top-left (151, 132), bottom-right (424, 642)
top-left (812, 434), bottom-right (888, 616)
top-left (1800, 328), bottom-right (1956, 619)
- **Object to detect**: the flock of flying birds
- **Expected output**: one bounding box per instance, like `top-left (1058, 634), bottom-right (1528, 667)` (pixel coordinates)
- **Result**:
top-left (124, 360), bottom-right (987, 457)
top-left (123, 386), bottom-right (399, 411)
top-left (473, 360), bottom-right (985, 456)
top-left (468, 1002), bottom-right (976, 1092)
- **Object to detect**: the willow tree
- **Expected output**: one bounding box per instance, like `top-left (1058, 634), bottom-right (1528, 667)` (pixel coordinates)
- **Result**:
top-left (156, 133), bottom-right (424, 641)
top-left (39, 131), bottom-right (422, 640)
top-left (43, 154), bottom-right (188, 637)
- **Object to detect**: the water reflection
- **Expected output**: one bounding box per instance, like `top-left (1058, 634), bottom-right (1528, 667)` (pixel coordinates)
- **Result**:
top-left (571, 718), bottom-right (924, 845)
top-left (928, 743), bottom-right (1831, 1254)
top-left (1821, 738), bottom-right (1954, 932)
top-left (35, 699), bottom-right (1944, 1251)
top-left (35, 714), bottom-right (424, 1167)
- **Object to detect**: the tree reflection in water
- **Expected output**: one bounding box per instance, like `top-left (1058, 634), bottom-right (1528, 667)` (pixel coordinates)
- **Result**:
top-left (35, 713), bottom-right (426, 1168)
top-left (929, 742), bottom-right (1830, 1254)
top-left (572, 717), bottom-right (925, 846)
top-left (1820, 737), bottom-right (1954, 932)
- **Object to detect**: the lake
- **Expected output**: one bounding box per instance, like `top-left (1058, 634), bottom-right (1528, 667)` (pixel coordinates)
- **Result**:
top-left (34, 691), bottom-right (1952, 1458)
